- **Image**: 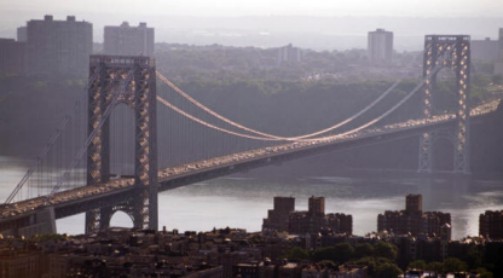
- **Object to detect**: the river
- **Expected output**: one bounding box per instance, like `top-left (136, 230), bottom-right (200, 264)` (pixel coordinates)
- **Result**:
top-left (1, 156), bottom-right (503, 239)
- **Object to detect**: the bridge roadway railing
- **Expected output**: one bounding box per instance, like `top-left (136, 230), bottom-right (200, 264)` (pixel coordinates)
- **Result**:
top-left (0, 178), bottom-right (135, 220)
top-left (157, 111), bottom-right (457, 188)
top-left (0, 99), bottom-right (500, 221)
top-left (157, 98), bottom-right (500, 188)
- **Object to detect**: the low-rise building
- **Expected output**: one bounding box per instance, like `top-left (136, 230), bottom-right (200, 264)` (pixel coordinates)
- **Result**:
top-left (377, 194), bottom-right (451, 240)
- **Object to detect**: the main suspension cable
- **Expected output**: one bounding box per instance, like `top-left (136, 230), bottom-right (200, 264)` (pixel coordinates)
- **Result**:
top-left (157, 67), bottom-right (439, 143)
top-left (312, 66), bottom-right (442, 142)
top-left (318, 78), bottom-right (429, 141)
top-left (157, 95), bottom-right (281, 141)
top-left (156, 71), bottom-right (401, 140)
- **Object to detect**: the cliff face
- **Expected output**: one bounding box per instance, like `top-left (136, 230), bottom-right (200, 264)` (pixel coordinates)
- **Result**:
top-left (0, 77), bottom-right (82, 158)
top-left (470, 103), bottom-right (503, 176)
top-left (1, 78), bottom-right (501, 177)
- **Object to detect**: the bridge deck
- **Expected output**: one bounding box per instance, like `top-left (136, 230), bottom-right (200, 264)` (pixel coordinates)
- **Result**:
top-left (0, 99), bottom-right (500, 221)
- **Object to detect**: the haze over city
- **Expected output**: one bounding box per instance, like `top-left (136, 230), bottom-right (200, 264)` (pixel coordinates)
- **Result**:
top-left (1, 0), bottom-right (503, 50)
top-left (1, 0), bottom-right (503, 277)
top-left (3, 0), bottom-right (503, 16)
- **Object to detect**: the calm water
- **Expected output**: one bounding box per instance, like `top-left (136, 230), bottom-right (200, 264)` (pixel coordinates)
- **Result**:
top-left (2, 156), bottom-right (503, 239)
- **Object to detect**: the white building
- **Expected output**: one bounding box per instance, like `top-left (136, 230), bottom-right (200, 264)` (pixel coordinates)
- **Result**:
top-left (104, 22), bottom-right (154, 57)
top-left (20, 15), bottom-right (92, 76)
top-left (368, 28), bottom-right (393, 66)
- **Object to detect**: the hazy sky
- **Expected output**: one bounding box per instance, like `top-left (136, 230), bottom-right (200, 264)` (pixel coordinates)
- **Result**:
top-left (1, 0), bottom-right (503, 17)
top-left (0, 0), bottom-right (501, 50)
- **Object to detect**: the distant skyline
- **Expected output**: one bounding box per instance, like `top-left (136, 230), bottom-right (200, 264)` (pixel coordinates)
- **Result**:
top-left (1, 0), bottom-right (503, 17)
top-left (0, 1), bottom-right (502, 51)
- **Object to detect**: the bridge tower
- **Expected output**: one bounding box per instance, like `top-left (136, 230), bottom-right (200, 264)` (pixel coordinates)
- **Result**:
top-left (85, 56), bottom-right (158, 234)
top-left (418, 35), bottom-right (471, 174)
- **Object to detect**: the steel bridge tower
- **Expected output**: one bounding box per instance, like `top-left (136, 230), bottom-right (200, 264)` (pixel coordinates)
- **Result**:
top-left (418, 35), bottom-right (471, 174)
top-left (85, 56), bottom-right (158, 234)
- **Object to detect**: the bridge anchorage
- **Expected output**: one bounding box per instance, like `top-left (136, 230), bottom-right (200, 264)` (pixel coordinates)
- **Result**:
top-left (418, 35), bottom-right (471, 174)
top-left (85, 56), bottom-right (158, 234)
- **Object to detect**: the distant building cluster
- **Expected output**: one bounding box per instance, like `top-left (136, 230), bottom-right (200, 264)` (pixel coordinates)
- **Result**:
top-left (366, 27), bottom-right (503, 72)
top-left (378, 194), bottom-right (452, 241)
top-left (471, 38), bottom-right (500, 62)
top-left (1, 14), bottom-right (501, 79)
top-left (1, 194), bottom-right (503, 277)
top-left (19, 15), bottom-right (93, 76)
top-left (0, 15), bottom-right (155, 77)
top-left (471, 28), bottom-right (503, 75)
top-left (368, 28), bottom-right (394, 66)
top-left (104, 21), bottom-right (154, 56)
top-left (375, 194), bottom-right (503, 242)
top-left (479, 210), bottom-right (503, 239)
top-left (262, 196), bottom-right (352, 235)
top-left (277, 44), bottom-right (303, 65)
top-left (0, 227), bottom-right (368, 278)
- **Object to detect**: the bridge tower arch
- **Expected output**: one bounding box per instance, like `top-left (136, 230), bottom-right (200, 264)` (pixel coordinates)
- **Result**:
top-left (418, 35), bottom-right (471, 174)
top-left (85, 56), bottom-right (158, 234)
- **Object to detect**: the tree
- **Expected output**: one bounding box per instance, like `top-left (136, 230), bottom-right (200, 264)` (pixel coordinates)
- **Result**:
top-left (312, 247), bottom-right (338, 262)
top-left (284, 247), bottom-right (309, 261)
top-left (465, 244), bottom-right (483, 269)
top-left (354, 243), bottom-right (374, 259)
top-left (352, 256), bottom-right (398, 277)
top-left (332, 243), bottom-right (355, 263)
top-left (442, 257), bottom-right (468, 273)
top-left (484, 242), bottom-right (503, 277)
top-left (353, 256), bottom-right (378, 276)
top-left (373, 241), bottom-right (398, 260)
top-left (425, 261), bottom-right (443, 273)
top-left (407, 260), bottom-right (427, 270)
top-left (317, 260), bottom-right (337, 269)
top-left (374, 262), bottom-right (403, 278)
top-left (476, 267), bottom-right (494, 278)
top-left (311, 243), bottom-right (355, 263)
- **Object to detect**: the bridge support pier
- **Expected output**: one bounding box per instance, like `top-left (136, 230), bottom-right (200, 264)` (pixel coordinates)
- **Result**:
top-left (418, 35), bottom-right (471, 175)
top-left (85, 56), bottom-right (158, 234)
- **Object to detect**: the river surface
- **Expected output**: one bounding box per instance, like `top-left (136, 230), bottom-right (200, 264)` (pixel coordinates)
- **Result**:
top-left (1, 156), bottom-right (503, 239)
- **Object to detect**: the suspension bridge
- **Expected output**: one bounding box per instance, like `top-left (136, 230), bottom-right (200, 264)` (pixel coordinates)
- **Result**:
top-left (0, 35), bottom-right (501, 236)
